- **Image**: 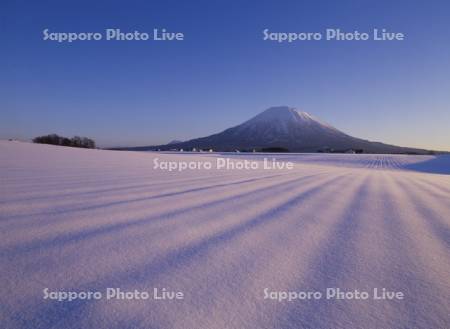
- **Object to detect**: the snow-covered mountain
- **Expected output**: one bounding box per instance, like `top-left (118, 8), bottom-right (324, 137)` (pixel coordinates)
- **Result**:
top-left (126, 106), bottom-right (430, 153)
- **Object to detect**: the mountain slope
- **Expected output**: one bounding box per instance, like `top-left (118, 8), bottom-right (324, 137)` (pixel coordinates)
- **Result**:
top-left (123, 106), bottom-right (431, 154)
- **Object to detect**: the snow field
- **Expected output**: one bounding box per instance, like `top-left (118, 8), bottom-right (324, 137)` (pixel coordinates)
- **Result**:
top-left (0, 141), bottom-right (449, 329)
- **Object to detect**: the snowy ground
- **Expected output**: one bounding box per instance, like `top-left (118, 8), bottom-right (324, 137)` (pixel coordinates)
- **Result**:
top-left (1, 141), bottom-right (449, 329)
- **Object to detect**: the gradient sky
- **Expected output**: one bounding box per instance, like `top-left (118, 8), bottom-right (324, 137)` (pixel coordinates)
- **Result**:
top-left (1, 0), bottom-right (450, 150)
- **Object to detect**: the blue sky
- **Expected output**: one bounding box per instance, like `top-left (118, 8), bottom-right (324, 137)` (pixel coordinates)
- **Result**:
top-left (1, 0), bottom-right (450, 150)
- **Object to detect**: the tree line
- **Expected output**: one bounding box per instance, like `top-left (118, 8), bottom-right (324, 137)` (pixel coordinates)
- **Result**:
top-left (33, 134), bottom-right (96, 149)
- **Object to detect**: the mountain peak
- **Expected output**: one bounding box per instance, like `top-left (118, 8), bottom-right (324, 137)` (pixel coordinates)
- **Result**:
top-left (261, 106), bottom-right (312, 116)
top-left (250, 106), bottom-right (317, 125)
